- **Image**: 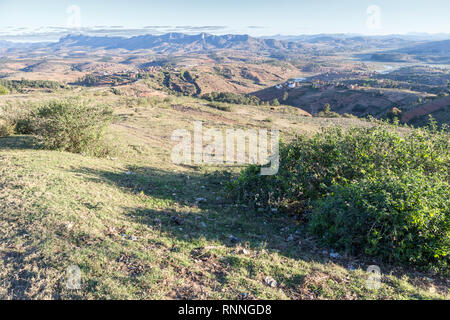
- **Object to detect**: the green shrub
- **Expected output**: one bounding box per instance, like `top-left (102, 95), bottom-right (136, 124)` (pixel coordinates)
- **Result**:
top-left (32, 99), bottom-right (113, 156)
top-left (0, 119), bottom-right (15, 137)
top-left (0, 85), bottom-right (10, 95)
top-left (317, 104), bottom-right (341, 118)
top-left (0, 79), bottom-right (64, 93)
top-left (309, 172), bottom-right (449, 271)
top-left (14, 117), bottom-right (34, 134)
top-left (202, 92), bottom-right (261, 106)
top-left (229, 122), bottom-right (449, 271)
top-left (270, 99), bottom-right (280, 106)
top-left (207, 102), bottom-right (234, 112)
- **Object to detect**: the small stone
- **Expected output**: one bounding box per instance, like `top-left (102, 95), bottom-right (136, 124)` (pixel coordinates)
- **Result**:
top-left (125, 171), bottom-right (132, 175)
top-left (330, 252), bottom-right (341, 259)
top-left (195, 197), bottom-right (207, 205)
top-left (170, 216), bottom-right (183, 225)
top-left (153, 218), bottom-right (161, 224)
top-left (130, 235), bottom-right (138, 241)
top-left (287, 234), bottom-right (294, 242)
top-left (200, 222), bottom-right (207, 228)
top-left (240, 248), bottom-right (250, 255)
top-left (271, 208), bottom-right (278, 213)
top-left (264, 276), bottom-right (277, 288)
top-left (229, 235), bottom-right (240, 244)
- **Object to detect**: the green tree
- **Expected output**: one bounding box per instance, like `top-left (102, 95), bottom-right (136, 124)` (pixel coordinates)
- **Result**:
top-left (271, 98), bottom-right (280, 106)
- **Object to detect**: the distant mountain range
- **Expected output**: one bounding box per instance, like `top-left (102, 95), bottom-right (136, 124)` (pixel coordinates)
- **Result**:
top-left (369, 39), bottom-right (450, 63)
top-left (1, 33), bottom-right (450, 60)
top-left (48, 33), bottom-right (303, 53)
top-left (265, 33), bottom-right (450, 42)
top-left (396, 39), bottom-right (450, 55)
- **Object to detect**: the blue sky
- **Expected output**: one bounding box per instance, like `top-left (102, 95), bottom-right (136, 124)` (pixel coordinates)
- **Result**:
top-left (1, 0), bottom-right (450, 40)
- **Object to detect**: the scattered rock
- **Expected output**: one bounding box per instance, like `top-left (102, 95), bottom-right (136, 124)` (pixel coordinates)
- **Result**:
top-left (330, 252), bottom-right (341, 259)
top-left (271, 208), bottom-right (278, 213)
top-left (170, 216), bottom-right (183, 225)
top-left (264, 276), bottom-right (277, 288)
top-left (229, 235), bottom-right (240, 244)
top-left (240, 248), bottom-right (250, 255)
top-left (195, 197), bottom-right (207, 205)
top-left (125, 171), bottom-right (132, 175)
top-left (130, 235), bottom-right (138, 241)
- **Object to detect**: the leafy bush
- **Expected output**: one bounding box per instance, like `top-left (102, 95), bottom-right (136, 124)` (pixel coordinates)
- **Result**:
top-left (317, 104), bottom-right (341, 118)
top-left (206, 102), bottom-right (234, 112)
top-left (309, 172), bottom-right (449, 271)
top-left (0, 119), bottom-right (15, 137)
top-left (14, 117), bottom-right (34, 135)
top-left (32, 99), bottom-right (113, 156)
top-left (0, 79), bottom-right (64, 93)
top-left (202, 92), bottom-right (261, 106)
top-left (0, 101), bottom-right (37, 135)
top-left (229, 122), bottom-right (449, 271)
top-left (0, 85), bottom-right (10, 95)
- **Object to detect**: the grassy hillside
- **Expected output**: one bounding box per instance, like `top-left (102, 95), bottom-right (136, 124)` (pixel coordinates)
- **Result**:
top-left (0, 90), bottom-right (448, 299)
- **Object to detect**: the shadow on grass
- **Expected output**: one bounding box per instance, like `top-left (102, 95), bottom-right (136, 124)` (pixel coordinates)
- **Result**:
top-left (0, 135), bottom-right (39, 150)
top-left (70, 165), bottom-right (447, 297)
top-left (71, 165), bottom-right (319, 286)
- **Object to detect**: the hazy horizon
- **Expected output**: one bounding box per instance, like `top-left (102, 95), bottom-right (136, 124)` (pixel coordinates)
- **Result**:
top-left (1, 0), bottom-right (450, 42)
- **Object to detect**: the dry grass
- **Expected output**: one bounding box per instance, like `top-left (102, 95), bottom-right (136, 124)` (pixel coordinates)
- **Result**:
top-left (0, 90), bottom-right (448, 300)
